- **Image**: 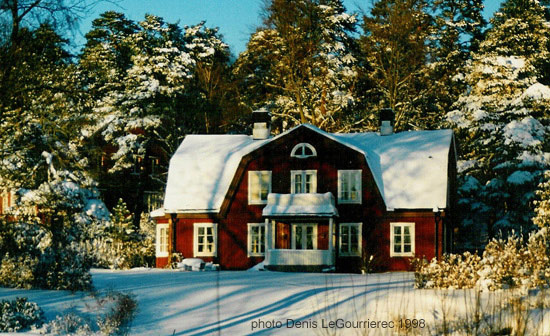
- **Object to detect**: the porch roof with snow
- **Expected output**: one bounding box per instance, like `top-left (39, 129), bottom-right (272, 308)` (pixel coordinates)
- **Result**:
top-left (262, 192), bottom-right (338, 217)
top-left (163, 124), bottom-right (454, 213)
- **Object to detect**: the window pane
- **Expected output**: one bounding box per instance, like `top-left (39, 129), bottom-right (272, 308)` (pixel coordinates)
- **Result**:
top-left (341, 225), bottom-right (349, 236)
top-left (404, 244), bottom-right (411, 253)
top-left (260, 226), bottom-right (265, 253)
top-left (305, 174), bottom-right (312, 193)
top-left (352, 172), bottom-right (360, 201)
top-left (306, 226), bottom-right (314, 250)
top-left (394, 235), bottom-right (401, 245)
top-left (296, 226), bottom-right (303, 249)
top-left (261, 173), bottom-right (270, 200)
top-left (294, 174), bottom-right (302, 193)
top-left (404, 234), bottom-right (411, 244)
top-left (199, 227), bottom-right (204, 235)
top-left (394, 226), bottom-right (401, 235)
top-left (394, 244), bottom-right (402, 253)
top-left (250, 173), bottom-right (260, 201)
top-left (404, 226), bottom-right (410, 235)
top-left (350, 226), bottom-right (358, 253)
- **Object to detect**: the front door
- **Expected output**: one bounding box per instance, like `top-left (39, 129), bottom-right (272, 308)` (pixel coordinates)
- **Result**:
top-left (275, 222), bottom-right (290, 249)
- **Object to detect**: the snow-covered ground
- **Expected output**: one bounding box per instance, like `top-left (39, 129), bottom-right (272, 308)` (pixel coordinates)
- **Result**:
top-left (1, 269), bottom-right (549, 335)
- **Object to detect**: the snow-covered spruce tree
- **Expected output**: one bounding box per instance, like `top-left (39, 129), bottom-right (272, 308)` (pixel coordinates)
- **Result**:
top-left (425, 0), bottom-right (486, 128)
top-left (81, 13), bottom-right (230, 226)
top-left (447, 0), bottom-right (550, 247)
top-left (92, 198), bottom-right (154, 269)
top-left (234, 0), bottom-right (358, 132)
top-left (0, 25), bottom-right (110, 290)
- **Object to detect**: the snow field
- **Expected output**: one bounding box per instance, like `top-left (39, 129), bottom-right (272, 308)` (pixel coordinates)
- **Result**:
top-left (0, 269), bottom-right (549, 335)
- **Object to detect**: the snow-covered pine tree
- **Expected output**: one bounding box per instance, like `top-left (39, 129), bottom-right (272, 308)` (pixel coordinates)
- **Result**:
top-left (426, 0), bottom-right (486, 127)
top-left (447, 0), bottom-right (550, 248)
top-left (234, 0), bottom-right (358, 132)
top-left (81, 13), bottom-right (230, 226)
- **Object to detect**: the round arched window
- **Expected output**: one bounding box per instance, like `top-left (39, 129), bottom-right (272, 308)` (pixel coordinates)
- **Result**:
top-left (290, 143), bottom-right (317, 158)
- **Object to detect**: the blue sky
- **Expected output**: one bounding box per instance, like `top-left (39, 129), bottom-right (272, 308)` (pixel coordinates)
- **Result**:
top-left (76, 0), bottom-right (504, 56)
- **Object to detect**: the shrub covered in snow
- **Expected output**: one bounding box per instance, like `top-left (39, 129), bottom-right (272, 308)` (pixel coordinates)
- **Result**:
top-left (0, 219), bottom-right (93, 291)
top-left (42, 291), bottom-right (137, 336)
top-left (415, 229), bottom-right (550, 290)
top-left (0, 297), bottom-right (44, 332)
top-left (89, 201), bottom-right (155, 270)
top-left (0, 166), bottom-right (109, 290)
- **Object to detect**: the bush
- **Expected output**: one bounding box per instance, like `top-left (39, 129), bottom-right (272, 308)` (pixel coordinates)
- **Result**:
top-left (0, 220), bottom-right (92, 291)
top-left (0, 297), bottom-right (44, 332)
top-left (42, 313), bottom-right (93, 335)
top-left (97, 292), bottom-right (138, 336)
top-left (43, 291), bottom-right (138, 336)
top-left (415, 228), bottom-right (550, 290)
top-left (89, 212), bottom-right (155, 270)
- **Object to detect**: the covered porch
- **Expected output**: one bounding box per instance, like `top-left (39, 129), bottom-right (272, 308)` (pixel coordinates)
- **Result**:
top-left (262, 192), bottom-right (338, 271)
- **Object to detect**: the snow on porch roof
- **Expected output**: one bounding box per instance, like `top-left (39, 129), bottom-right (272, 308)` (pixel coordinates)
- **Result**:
top-left (163, 124), bottom-right (454, 213)
top-left (262, 192), bottom-right (338, 217)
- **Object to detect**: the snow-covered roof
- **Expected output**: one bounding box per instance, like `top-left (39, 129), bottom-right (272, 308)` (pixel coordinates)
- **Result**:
top-left (163, 124), bottom-right (454, 213)
top-left (163, 135), bottom-right (268, 213)
top-left (333, 129), bottom-right (453, 210)
top-left (262, 192), bottom-right (338, 217)
top-left (150, 208), bottom-right (165, 218)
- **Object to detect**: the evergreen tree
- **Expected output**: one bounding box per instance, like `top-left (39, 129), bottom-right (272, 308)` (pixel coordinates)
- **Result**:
top-left (0, 24), bottom-right (109, 290)
top-left (234, 0), bottom-right (358, 132)
top-left (81, 13), bottom-right (232, 226)
top-left (359, 0), bottom-right (433, 130)
top-left (426, 0), bottom-right (486, 127)
top-left (447, 0), bottom-right (550, 247)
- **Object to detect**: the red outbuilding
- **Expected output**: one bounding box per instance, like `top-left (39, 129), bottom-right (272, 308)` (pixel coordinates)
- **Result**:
top-left (152, 110), bottom-right (457, 272)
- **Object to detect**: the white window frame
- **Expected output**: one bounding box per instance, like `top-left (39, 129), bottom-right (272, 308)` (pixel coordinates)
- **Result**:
top-left (390, 222), bottom-right (415, 257)
top-left (290, 170), bottom-right (317, 194)
top-left (290, 143), bottom-right (317, 158)
top-left (291, 224), bottom-right (318, 250)
top-left (193, 223), bottom-right (218, 257)
top-left (339, 223), bottom-right (362, 256)
top-left (338, 170), bottom-right (362, 204)
top-left (156, 223), bottom-right (169, 257)
top-left (248, 170), bottom-right (272, 205)
top-left (247, 223), bottom-right (266, 257)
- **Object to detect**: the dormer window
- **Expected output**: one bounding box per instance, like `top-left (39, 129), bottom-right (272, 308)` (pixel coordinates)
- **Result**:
top-left (291, 143), bottom-right (317, 158)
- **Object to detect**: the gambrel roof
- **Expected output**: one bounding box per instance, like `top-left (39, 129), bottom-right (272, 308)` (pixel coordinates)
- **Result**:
top-left (163, 124), bottom-right (454, 213)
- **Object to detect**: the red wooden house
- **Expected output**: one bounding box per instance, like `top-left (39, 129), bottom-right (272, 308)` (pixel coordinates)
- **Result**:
top-left (152, 110), bottom-right (457, 272)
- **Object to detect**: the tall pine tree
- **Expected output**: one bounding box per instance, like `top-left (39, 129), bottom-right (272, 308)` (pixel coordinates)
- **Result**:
top-left (447, 0), bottom-right (550, 248)
top-left (234, 0), bottom-right (358, 132)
